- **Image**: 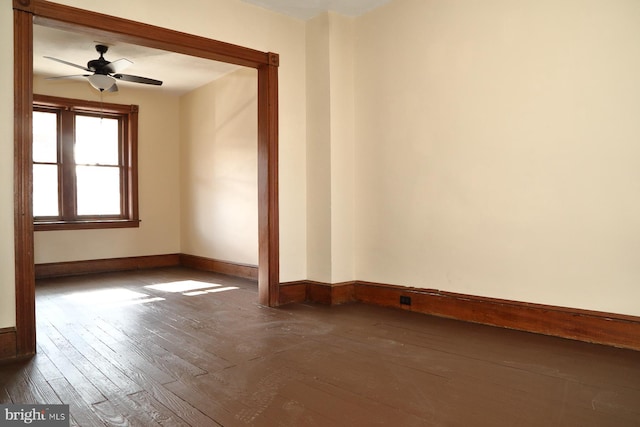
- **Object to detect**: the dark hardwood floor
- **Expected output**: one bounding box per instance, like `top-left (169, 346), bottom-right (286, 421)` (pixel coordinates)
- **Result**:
top-left (1, 267), bottom-right (639, 426)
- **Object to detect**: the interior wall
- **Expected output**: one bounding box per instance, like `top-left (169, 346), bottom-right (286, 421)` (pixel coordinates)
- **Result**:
top-left (354, 0), bottom-right (640, 316)
top-left (0, 7), bottom-right (15, 328)
top-left (305, 13), bottom-right (332, 282)
top-left (180, 68), bottom-right (258, 265)
top-left (32, 76), bottom-right (182, 263)
top-left (327, 12), bottom-right (356, 283)
top-left (305, 12), bottom-right (356, 284)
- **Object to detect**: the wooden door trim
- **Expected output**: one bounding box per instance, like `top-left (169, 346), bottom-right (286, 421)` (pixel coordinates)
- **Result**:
top-left (13, 0), bottom-right (280, 358)
top-left (14, 1), bottom-right (36, 359)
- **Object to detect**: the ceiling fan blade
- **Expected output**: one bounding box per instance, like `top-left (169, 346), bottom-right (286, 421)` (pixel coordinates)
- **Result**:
top-left (113, 73), bottom-right (163, 86)
top-left (104, 58), bottom-right (133, 74)
top-left (44, 56), bottom-right (91, 72)
top-left (45, 74), bottom-right (90, 80)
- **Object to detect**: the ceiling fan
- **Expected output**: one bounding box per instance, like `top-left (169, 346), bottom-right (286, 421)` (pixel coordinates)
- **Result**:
top-left (44, 44), bottom-right (163, 92)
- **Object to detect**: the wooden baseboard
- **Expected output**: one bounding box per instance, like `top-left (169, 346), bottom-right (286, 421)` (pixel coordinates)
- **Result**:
top-left (279, 279), bottom-right (640, 351)
top-left (0, 328), bottom-right (17, 361)
top-left (307, 281), bottom-right (356, 305)
top-left (279, 280), bottom-right (356, 305)
top-left (35, 254), bottom-right (181, 279)
top-left (278, 281), bottom-right (307, 305)
top-left (35, 254), bottom-right (259, 281)
top-left (354, 282), bottom-right (640, 350)
top-left (179, 254), bottom-right (258, 280)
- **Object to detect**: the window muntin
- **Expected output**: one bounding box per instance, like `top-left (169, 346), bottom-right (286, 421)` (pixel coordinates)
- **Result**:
top-left (32, 94), bottom-right (139, 230)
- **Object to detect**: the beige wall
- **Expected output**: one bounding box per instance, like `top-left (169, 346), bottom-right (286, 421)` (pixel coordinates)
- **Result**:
top-left (328, 13), bottom-right (356, 283)
top-left (0, 7), bottom-right (15, 328)
top-left (354, 0), bottom-right (640, 316)
top-left (306, 13), bottom-right (332, 282)
top-left (306, 12), bottom-right (356, 283)
top-left (32, 76), bottom-right (182, 264)
top-left (180, 68), bottom-right (258, 265)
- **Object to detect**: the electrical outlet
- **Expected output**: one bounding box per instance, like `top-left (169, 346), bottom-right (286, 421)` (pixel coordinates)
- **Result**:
top-left (400, 295), bottom-right (411, 305)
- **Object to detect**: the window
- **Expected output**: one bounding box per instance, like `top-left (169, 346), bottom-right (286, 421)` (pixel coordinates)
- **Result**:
top-left (33, 94), bottom-right (139, 230)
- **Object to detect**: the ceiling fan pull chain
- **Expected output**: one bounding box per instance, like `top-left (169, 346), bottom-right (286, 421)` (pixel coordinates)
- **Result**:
top-left (99, 89), bottom-right (104, 122)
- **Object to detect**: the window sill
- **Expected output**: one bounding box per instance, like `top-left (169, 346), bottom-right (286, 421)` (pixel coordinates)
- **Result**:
top-left (34, 219), bottom-right (140, 231)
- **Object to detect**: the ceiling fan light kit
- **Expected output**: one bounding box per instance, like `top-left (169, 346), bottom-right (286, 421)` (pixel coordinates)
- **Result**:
top-left (45, 44), bottom-right (163, 92)
top-left (87, 74), bottom-right (117, 92)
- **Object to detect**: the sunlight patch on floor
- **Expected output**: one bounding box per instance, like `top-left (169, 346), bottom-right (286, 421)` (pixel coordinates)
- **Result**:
top-left (145, 280), bottom-right (223, 293)
top-left (65, 288), bottom-right (165, 306)
top-left (183, 286), bottom-right (240, 296)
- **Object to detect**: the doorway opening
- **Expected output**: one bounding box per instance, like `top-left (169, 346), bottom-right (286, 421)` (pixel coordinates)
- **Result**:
top-left (13, 0), bottom-right (280, 358)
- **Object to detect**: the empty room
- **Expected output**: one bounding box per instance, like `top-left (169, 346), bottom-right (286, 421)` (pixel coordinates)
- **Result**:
top-left (1, 0), bottom-right (639, 425)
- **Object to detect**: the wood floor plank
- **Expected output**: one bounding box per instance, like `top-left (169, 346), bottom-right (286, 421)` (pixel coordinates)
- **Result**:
top-left (40, 323), bottom-right (143, 396)
top-left (47, 377), bottom-right (107, 427)
top-left (161, 379), bottom-right (229, 426)
top-left (41, 311), bottom-right (220, 425)
top-left (23, 364), bottom-right (64, 405)
top-left (78, 323), bottom-right (176, 385)
top-left (125, 391), bottom-right (191, 427)
top-left (261, 342), bottom-right (449, 422)
top-left (310, 327), bottom-right (565, 397)
top-left (0, 384), bottom-right (11, 404)
top-left (375, 317), bottom-right (640, 390)
top-left (133, 301), bottom-right (307, 364)
top-left (93, 318), bottom-right (207, 379)
top-left (249, 393), bottom-right (329, 426)
top-left (39, 320), bottom-right (135, 403)
top-left (90, 400), bottom-right (131, 427)
top-left (40, 322), bottom-right (178, 426)
top-left (69, 324), bottom-right (173, 390)
top-left (109, 301), bottom-right (252, 364)
top-left (256, 378), bottom-right (430, 426)
top-left (2, 360), bottom-right (58, 405)
top-left (4, 370), bottom-right (43, 404)
top-left (95, 301), bottom-right (235, 374)
top-left (92, 389), bottom-right (172, 427)
top-left (121, 318), bottom-right (233, 374)
top-left (31, 351), bottom-right (65, 382)
top-left (139, 380), bottom-right (221, 427)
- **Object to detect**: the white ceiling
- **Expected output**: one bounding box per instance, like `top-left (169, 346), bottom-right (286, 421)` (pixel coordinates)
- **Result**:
top-left (33, 25), bottom-right (241, 96)
top-left (33, 0), bottom-right (393, 95)
top-left (239, 0), bottom-right (393, 20)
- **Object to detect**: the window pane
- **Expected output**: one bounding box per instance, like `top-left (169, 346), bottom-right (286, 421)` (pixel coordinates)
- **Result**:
top-left (33, 164), bottom-right (59, 217)
top-left (75, 116), bottom-right (119, 165)
top-left (33, 111), bottom-right (57, 163)
top-left (76, 166), bottom-right (121, 216)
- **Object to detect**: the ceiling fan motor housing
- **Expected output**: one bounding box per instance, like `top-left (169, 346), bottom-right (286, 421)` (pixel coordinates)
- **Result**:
top-left (88, 45), bottom-right (112, 74)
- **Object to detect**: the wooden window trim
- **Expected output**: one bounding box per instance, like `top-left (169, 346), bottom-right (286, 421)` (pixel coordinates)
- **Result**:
top-left (33, 94), bottom-right (139, 231)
